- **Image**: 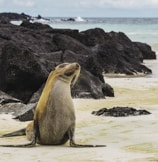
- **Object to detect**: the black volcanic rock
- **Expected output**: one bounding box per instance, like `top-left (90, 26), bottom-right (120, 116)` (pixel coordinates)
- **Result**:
top-left (0, 101), bottom-right (36, 121)
top-left (21, 21), bottom-right (52, 30)
top-left (76, 29), bottom-right (153, 75)
top-left (13, 103), bottom-right (36, 121)
top-left (0, 14), bottom-right (156, 103)
top-left (92, 107), bottom-right (151, 117)
top-left (0, 12), bottom-right (30, 24)
top-left (72, 69), bottom-right (114, 99)
top-left (0, 90), bottom-right (21, 105)
top-left (134, 42), bottom-right (156, 59)
top-left (0, 42), bottom-right (48, 103)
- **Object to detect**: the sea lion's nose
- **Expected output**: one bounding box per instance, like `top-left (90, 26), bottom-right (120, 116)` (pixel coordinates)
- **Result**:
top-left (75, 63), bottom-right (80, 69)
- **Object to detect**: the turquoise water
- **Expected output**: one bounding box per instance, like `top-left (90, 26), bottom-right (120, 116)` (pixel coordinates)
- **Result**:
top-left (48, 17), bottom-right (158, 51)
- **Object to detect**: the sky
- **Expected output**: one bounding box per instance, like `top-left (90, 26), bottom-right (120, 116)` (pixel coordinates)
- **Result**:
top-left (0, 0), bottom-right (158, 17)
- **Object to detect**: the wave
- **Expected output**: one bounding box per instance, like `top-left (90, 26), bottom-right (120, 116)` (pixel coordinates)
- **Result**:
top-left (75, 16), bottom-right (86, 22)
top-left (30, 18), bottom-right (50, 24)
top-left (127, 32), bottom-right (158, 35)
top-left (59, 16), bottom-right (86, 22)
top-left (10, 20), bottom-right (22, 26)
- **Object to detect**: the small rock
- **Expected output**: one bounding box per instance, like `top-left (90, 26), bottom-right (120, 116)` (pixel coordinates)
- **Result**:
top-left (92, 106), bottom-right (151, 117)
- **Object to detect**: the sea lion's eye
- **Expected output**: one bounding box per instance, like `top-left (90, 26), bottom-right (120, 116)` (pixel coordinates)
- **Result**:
top-left (58, 63), bottom-right (68, 68)
top-left (64, 71), bottom-right (74, 76)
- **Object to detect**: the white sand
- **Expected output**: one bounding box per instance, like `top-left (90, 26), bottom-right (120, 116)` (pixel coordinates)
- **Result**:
top-left (0, 61), bottom-right (158, 161)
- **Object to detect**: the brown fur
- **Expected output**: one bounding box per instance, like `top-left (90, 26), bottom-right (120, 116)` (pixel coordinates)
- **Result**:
top-left (1, 62), bottom-right (105, 147)
top-left (33, 62), bottom-right (80, 145)
top-left (25, 121), bottom-right (34, 141)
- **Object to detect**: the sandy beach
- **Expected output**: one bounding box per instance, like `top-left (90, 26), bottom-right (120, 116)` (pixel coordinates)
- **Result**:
top-left (0, 59), bottom-right (158, 162)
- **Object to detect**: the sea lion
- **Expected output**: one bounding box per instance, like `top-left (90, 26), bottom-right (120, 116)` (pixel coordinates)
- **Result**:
top-left (0, 62), bottom-right (105, 147)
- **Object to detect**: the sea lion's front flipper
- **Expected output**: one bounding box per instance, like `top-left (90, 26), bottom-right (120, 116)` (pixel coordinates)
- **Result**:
top-left (68, 126), bottom-right (106, 148)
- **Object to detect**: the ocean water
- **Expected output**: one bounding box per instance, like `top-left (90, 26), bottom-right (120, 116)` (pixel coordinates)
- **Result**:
top-left (47, 17), bottom-right (158, 52)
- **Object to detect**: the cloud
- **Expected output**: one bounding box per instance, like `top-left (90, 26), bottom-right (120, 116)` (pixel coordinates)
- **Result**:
top-left (78, 0), bottom-right (158, 9)
top-left (0, 0), bottom-right (158, 17)
top-left (13, 0), bottom-right (36, 7)
top-left (0, 0), bottom-right (4, 4)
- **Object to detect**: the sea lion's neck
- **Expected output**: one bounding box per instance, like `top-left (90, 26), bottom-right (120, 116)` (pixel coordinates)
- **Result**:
top-left (47, 79), bottom-right (74, 112)
top-left (58, 76), bottom-right (71, 84)
top-left (50, 79), bottom-right (72, 100)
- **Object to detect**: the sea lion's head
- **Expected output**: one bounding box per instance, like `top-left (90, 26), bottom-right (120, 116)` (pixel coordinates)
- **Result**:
top-left (55, 62), bottom-right (80, 86)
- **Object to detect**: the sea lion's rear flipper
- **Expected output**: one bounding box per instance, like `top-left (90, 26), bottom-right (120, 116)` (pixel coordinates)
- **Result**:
top-left (68, 126), bottom-right (106, 148)
top-left (0, 120), bottom-right (38, 147)
top-left (0, 136), bottom-right (36, 147)
top-left (0, 128), bottom-right (26, 138)
top-left (0, 127), bottom-right (36, 147)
